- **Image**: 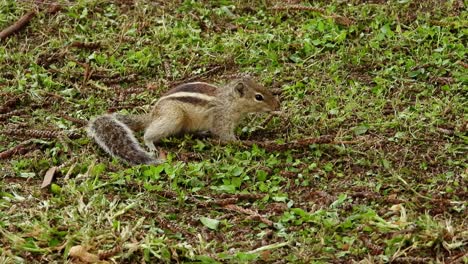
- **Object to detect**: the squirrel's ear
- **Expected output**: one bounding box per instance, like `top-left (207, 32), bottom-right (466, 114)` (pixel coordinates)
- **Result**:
top-left (235, 82), bottom-right (245, 97)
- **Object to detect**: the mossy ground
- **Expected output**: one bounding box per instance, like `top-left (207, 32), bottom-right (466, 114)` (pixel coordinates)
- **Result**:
top-left (0, 0), bottom-right (467, 263)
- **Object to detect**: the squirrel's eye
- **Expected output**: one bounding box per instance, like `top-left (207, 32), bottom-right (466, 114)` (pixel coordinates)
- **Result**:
top-left (255, 94), bottom-right (264, 101)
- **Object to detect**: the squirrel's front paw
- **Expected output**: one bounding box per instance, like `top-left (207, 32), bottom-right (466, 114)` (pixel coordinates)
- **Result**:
top-left (145, 140), bottom-right (157, 153)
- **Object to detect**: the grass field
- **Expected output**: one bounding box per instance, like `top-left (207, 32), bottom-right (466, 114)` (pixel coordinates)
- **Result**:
top-left (0, 0), bottom-right (467, 263)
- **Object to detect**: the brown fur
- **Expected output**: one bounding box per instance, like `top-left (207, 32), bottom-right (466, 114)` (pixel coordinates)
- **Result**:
top-left (114, 114), bottom-right (150, 131)
top-left (88, 77), bottom-right (280, 165)
top-left (165, 96), bottom-right (211, 106)
top-left (164, 82), bottom-right (218, 96)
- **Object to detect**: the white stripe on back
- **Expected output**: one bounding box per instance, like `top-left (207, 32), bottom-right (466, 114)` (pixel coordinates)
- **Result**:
top-left (160, 92), bottom-right (215, 102)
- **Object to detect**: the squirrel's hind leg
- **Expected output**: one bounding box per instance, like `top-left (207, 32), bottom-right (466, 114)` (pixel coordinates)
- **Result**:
top-left (143, 112), bottom-right (184, 152)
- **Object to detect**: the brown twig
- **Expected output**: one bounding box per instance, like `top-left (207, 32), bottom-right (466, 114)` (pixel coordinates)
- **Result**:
top-left (155, 215), bottom-right (194, 239)
top-left (0, 10), bottom-right (37, 41)
top-left (260, 114), bottom-right (276, 128)
top-left (37, 50), bottom-right (69, 68)
top-left (269, 5), bottom-right (325, 13)
top-left (223, 204), bottom-right (274, 227)
top-left (329, 14), bottom-right (355, 27)
top-left (0, 109), bottom-right (27, 121)
top-left (446, 251), bottom-right (467, 264)
top-left (2, 128), bottom-right (61, 139)
top-left (241, 135), bottom-right (359, 151)
top-left (2, 128), bottom-right (81, 139)
top-left (115, 87), bottom-right (153, 103)
top-left (208, 198), bottom-right (238, 206)
top-left (57, 157), bottom-right (78, 171)
top-left (171, 58), bottom-right (236, 87)
top-left (59, 113), bottom-right (88, 127)
top-left (360, 236), bottom-right (383, 255)
top-left (70, 60), bottom-right (93, 85)
top-left (0, 96), bottom-right (24, 114)
top-left (0, 140), bottom-right (36, 159)
top-left (98, 245), bottom-right (122, 260)
top-left (218, 193), bottom-right (265, 201)
top-left (120, 87), bottom-right (154, 96)
top-left (171, 66), bottom-right (224, 86)
top-left (69, 41), bottom-right (101, 50)
top-left (391, 257), bottom-right (433, 264)
top-left (155, 190), bottom-right (264, 210)
top-left (43, 91), bottom-right (66, 101)
top-left (83, 64), bottom-right (92, 84)
top-left (46, 3), bottom-right (62, 14)
top-left (0, 3), bottom-right (61, 41)
top-left (457, 60), bottom-right (468, 69)
top-left (269, 4), bottom-right (354, 26)
top-left (99, 74), bottom-right (137, 85)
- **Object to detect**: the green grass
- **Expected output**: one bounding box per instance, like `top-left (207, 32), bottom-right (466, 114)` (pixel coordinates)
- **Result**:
top-left (1, 0), bottom-right (467, 263)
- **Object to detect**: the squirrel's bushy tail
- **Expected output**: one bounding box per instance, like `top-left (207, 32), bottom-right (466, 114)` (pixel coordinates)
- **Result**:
top-left (87, 114), bottom-right (160, 165)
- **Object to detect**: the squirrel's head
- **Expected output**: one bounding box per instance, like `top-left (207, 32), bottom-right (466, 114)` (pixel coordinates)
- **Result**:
top-left (231, 77), bottom-right (280, 114)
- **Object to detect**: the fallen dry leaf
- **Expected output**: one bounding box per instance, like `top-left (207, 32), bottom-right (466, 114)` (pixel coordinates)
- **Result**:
top-left (69, 245), bottom-right (100, 263)
top-left (41, 166), bottom-right (57, 189)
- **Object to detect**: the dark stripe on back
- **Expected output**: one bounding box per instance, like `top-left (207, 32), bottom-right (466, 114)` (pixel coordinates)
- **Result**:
top-left (165, 96), bottom-right (210, 106)
top-left (165, 82), bottom-right (218, 96)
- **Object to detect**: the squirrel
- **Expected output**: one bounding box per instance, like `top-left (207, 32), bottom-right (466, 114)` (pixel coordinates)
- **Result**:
top-left (87, 77), bottom-right (281, 165)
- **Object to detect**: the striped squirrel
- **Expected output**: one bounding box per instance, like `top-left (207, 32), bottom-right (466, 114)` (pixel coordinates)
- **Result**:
top-left (87, 77), bottom-right (281, 165)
